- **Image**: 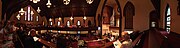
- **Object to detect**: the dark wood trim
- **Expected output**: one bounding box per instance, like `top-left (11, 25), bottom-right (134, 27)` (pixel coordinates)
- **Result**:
top-left (38, 38), bottom-right (56, 48)
top-left (29, 27), bottom-right (98, 31)
top-left (132, 33), bottom-right (143, 47)
top-left (109, 26), bottom-right (119, 30)
top-left (115, 0), bottom-right (122, 37)
top-left (169, 31), bottom-right (180, 38)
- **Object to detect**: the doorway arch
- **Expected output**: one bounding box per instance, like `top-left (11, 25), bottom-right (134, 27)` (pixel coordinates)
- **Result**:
top-left (101, 0), bottom-right (123, 37)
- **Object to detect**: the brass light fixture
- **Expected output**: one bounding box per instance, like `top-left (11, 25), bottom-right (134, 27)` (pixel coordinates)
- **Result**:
top-left (83, 16), bottom-right (87, 20)
top-left (37, 7), bottom-right (41, 13)
top-left (19, 8), bottom-right (25, 15)
top-left (63, 0), bottom-right (70, 5)
top-left (16, 14), bottom-right (20, 20)
top-left (30, 0), bottom-right (40, 3)
top-left (86, 0), bottom-right (93, 4)
top-left (70, 16), bottom-right (73, 20)
top-left (46, 0), bottom-right (52, 8)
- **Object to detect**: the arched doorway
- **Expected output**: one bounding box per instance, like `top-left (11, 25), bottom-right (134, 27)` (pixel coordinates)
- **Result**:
top-left (101, 0), bottom-right (122, 37)
top-left (149, 10), bottom-right (159, 28)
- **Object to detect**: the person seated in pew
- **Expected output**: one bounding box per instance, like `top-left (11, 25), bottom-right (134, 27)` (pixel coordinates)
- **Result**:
top-left (120, 32), bottom-right (133, 48)
top-left (2, 21), bottom-right (19, 48)
top-left (24, 29), bottom-right (43, 48)
top-left (57, 34), bottom-right (68, 48)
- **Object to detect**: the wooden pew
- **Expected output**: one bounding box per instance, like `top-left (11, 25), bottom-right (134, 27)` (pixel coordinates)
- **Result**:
top-left (85, 39), bottom-right (107, 48)
top-left (153, 29), bottom-right (165, 46)
top-left (38, 38), bottom-right (57, 48)
top-left (166, 32), bottom-right (180, 48)
top-left (142, 32), bottom-right (149, 48)
top-left (101, 32), bottom-right (144, 48)
top-left (101, 40), bottom-right (116, 48)
top-left (132, 33), bottom-right (143, 47)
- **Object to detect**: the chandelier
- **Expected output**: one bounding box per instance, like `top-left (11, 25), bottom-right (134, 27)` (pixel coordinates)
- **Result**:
top-left (19, 8), bottom-right (25, 15)
top-left (63, 0), bottom-right (70, 5)
top-left (37, 7), bottom-right (41, 13)
top-left (30, 0), bottom-right (40, 3)
top-left (86, 0), bottom-right (93, 4)
top-left (46, 0), bottom-right (52, 8)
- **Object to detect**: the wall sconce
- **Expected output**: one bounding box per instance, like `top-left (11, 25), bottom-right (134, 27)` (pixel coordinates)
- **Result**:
top-left (19, 8), bottom-right (25, 15)
top-left (46, 0), bottom-right (52, 8)
top-left (70, 16), bottom-right (73, 20)
top-left (83, 16), bottom-right (87, 24)
top-left (16, 14), bottom-right (20, 20)
top-left (83, 16), bottom-right (87, 20)
top-left (58, 17), bottom-right (62, 21)
top-left (30, 0), bottom-right (40, 3)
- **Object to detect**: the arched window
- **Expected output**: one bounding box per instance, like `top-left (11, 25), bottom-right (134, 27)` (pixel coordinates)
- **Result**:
top-left (26, 6), bottom-right (34, 21)
top-left (50, 22), bottom-right (53, 26)
top-left (165, 4), bottom-right (171, 32)
top-left (49, 18), bottom-right (53, 26)
top-left (25, 12), bottom-right (27, 21)
top-left (27, 6), bottom-right (31, 21)
top-left (58, 21), bottom-right (61, 26)
top-left (31, 11), bottom-right (34, 21)
top-left (77, 20), bottom-right (81, 26)
top-left (36, 16), bottom-right (38, 21)
top-left (67, 20), bottom-right (70, 27)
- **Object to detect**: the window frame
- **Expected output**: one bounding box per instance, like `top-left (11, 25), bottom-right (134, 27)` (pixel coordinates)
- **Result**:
top-left (165, 4), bottom-right (171, 32)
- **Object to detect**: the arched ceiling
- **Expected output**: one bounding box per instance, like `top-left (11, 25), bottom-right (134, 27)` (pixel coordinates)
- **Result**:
top-left (2, 0), bottom-right (100, 18)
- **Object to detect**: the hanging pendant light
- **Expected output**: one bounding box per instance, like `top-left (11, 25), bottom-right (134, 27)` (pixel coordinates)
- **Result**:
top-left (63, 0), bottom-right (70, 5)
top-left (70, 16), bottom-right (73, 20)
top-left (59, 17), bottom-right (62, 21)
top-left (16, 14), bottom-right (20, 20)
top-left (19, 8), bottom-right (25, 15)
top-left (37, 7), bottom-right (41, 13)
top-left (46, 0), bottom-right (52, 8)
top-left (86, 0), bottom-right (93, 4)
top-left (30, 0), bottom-right (40, 3)
top-left (83, 8), bottom-right (87, 20)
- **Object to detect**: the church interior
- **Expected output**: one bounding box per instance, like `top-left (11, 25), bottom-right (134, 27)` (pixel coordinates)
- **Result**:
top-left (0, 0), bottom-right (180, 48)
